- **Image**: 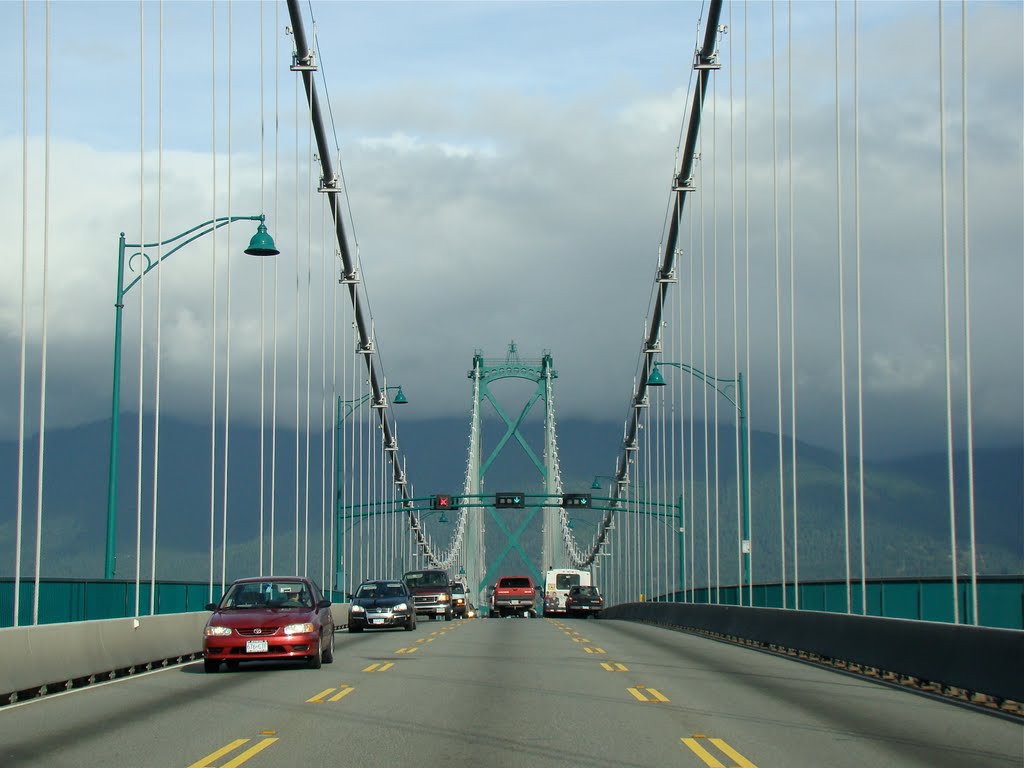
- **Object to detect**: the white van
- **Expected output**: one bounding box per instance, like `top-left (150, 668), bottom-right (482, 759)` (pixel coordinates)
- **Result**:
top-left (543, 568), bottom-right (591, 615)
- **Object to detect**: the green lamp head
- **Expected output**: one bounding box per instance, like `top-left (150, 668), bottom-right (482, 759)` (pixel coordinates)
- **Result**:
top-left (244, 220), bottom-right (280, 256)
top-left (591, 478), bottom-right (602, 490)
top-left (646, 365), bottom-right (667, 387)
top-left (392, 386), bottom-right (408, 405)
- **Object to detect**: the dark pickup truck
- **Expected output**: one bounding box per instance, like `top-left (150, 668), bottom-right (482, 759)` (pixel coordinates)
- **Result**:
top-left (403, 569), bottom-right (453, 621)
top-left (564, 585), bottom-right (604, 617)
top-left (491, 575), bottom-right (537, 618)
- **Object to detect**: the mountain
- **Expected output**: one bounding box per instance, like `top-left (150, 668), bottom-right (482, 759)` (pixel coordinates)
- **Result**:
top-left (0, 415), bottom-right (1020, 581)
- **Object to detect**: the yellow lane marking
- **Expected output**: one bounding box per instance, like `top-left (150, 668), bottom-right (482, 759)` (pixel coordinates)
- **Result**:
top-left (416, 638), bottom-right (428, 643)
top-left (626, 685), bottom-right (670, 702)
top-left (583, 647), bottom-right (605, 654)
top-left (306, 688), bottom-right (335, 703)
top-left (395, 646), bottom-right (418, 654)
top-left (709, 738), bottom-right (758, 768)
top-left (220, 738), bottom-right (278, 768)
top-left (187, 738), bottom-right (278, 768)
top-left (600, 662), bottom-right (629, 672)
top-left (363, 663), bottom-right (381, 673)
top-left (681, 736), bottom-right (757, 768)
top-left (328, 685), bottom-right (355, 702)
top-left (363, 662), bottom-right (394, 673)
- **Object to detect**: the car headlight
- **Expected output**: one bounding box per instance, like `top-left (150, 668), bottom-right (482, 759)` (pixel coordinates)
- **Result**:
top-left (204, 626), bottom-right (232, 637)
top-left (283, 622), bottom-right (316, 635)
top-left (438, 594), bottom-right (450, 603)
top-left (350, 604), bottom-right (365, 613)
top-left (392, 602), bottom-right (408, 612)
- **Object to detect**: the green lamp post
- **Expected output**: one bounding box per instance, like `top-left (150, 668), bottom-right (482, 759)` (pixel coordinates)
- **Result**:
top-left (647, 361), bottom-right (750, 605)
top-left (105, 215), bottom-right (278, 579)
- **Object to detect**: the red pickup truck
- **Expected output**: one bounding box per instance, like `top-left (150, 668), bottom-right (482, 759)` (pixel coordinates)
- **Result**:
top-left (490, 576), bottom-right (537, 618)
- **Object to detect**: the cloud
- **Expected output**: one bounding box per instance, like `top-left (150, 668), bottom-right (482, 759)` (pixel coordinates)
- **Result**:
top-left (0, 1), bottom-right (1020, 465)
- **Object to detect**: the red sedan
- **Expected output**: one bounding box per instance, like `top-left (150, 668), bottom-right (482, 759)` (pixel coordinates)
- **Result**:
top-left (202, 576), bottom-right (335, 672)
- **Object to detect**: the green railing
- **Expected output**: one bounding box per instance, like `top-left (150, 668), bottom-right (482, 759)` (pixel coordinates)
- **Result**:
top-left (0, 579), bottom-right (223, 628)
top-left (654, 575), bottom-right (1024, 629)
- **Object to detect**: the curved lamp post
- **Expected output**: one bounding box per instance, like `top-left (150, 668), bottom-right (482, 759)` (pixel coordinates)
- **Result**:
top-left (334, 384), bottom-right (407, 595)
top-left (105, 215), bottom-right (279, 579)
top-left (647, 360), bottom-right (749, 605)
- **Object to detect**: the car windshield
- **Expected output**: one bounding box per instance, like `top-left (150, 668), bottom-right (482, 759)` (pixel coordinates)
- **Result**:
top-left (403, 571), bottom-right (449, 587)
top-left (222, 581), bottom-right (312, 609)
top-left (356, 582), bottom-right (406, 598)
top-left (499, 577), bottom-right (532, 588)
top-left (571, 586), bottom-right (599, 597)
top-left (556, 573), bottom-right (581, 589)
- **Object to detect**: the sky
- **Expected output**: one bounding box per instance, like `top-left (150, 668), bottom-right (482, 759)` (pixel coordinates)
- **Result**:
top-left (0, 0), bottom-right (1021, 464)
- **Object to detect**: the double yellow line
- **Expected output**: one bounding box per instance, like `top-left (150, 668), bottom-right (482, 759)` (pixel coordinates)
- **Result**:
top-left (681, 735), bottom-right (758, 767)
top-left (306, 684), bottom-right (354, 703)
top-left (187, 737), bottom-right (277, 768)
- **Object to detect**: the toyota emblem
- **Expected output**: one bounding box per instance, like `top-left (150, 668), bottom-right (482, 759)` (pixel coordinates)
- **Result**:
top-left (254, 628), bottom-right (262, 635)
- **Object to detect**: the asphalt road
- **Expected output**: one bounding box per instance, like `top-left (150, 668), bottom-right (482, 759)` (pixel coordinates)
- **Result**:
top-left (1, 615), bottom-right (1020, 767)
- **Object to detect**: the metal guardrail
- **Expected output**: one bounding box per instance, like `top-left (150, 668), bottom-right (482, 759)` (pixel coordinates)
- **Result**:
top-left (654, 575), bottom-right (1024, 630)
top-left (599, 601), bottom-right (1023, 707)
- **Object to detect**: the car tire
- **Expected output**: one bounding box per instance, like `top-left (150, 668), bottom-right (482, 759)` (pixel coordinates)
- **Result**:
top-left (322, 633), bottom-right (335, 663)
top-left (405, 617), bottom-right (415, 631)
top-left (308, 643), bottom-right (322, 670)
top-left (444, 611), bottom-right (452, 622)
top-left (203, 659), bottom-right (219, 674)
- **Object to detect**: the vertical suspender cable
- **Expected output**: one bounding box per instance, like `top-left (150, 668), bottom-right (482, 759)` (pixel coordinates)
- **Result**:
top-left (771, 1), bottom-right (787, 608)
top-left (32, 0), bottom-right (53, 625)
top-left (134, 0), bottom-right (145, 619)
top-left (221, 1), bottom-right (234, 591)
top-left (743, 0), bottom-right (753, 608)
top-left (270, 0), bottom-right (280, 575)
top-left (729, 0), bottom-right (742, 602)
top-left (14, 0), bottom-right (30, 627)
top-left (835, 0), bottom-right (852, 613)
top-left (321, 188), bottom-right (328, 588)
top-left (258, 0), bottom-right (266, 576)
top-left (938, 1), bottom-right (960, 624)
top-left (745, 1), bottom-right (753, 606)
top-left (303, 106), bottom-right (314, 576)
top-left (711, 67), bottom-right (721, 605)
top-left (960, 0), bottom-right (978, 625)
top-left (854, 0), bottom-right (867, 614)
top-left (208, 0), bottom-right (218, 601)
top-left (293, 69), bottom-right (301, 575)
top-left (150, 0), bottom-right (165, 613)
top-left (700, 137), bottom-right (710, 599)
top-left (788, 0), bottom-right (800, 609)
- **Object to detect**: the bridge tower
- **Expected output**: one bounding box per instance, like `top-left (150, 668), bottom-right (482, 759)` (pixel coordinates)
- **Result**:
top-left (465, 343), bottom-right (562, 607)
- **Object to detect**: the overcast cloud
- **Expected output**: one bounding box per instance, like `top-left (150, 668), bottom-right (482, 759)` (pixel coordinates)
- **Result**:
top-left (0, 1), bottom-right (1020, 463)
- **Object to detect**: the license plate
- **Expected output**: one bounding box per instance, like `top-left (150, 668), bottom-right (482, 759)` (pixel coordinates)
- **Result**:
top-left (509, 600), bottom-right (519, 605)
top-left (372, 619), bottom-right (384, 625)
top-left (245, 640), bottom-right (269, 653)
top-left (435, 607), bottom-right (446, 614)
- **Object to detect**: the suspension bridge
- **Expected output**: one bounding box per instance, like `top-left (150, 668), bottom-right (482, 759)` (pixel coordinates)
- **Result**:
top-left (1, 1), bottom-right (1021, 766)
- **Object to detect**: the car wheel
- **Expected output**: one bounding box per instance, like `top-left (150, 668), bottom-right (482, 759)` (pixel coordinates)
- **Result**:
top-left (308, 642), bottom-right (322, 670)
top-left (405, 617), bottom-right (415, 631)
top-left (444, 611), bottom-right (452, 622)
top-left (203, 659), bottom-right (219, 674)
top-left (322, 632), bottom-right (335, 664)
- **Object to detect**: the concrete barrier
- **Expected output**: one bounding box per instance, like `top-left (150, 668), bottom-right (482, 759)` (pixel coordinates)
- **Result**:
top-left (599, 602), bottom-right (1023, 703)
top-left (1, 602), bottom-right (349, 704)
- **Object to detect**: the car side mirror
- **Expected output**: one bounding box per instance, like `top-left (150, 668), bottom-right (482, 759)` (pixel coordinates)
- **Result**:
top-left (317, 599), bottom-right (332, 610)
top-left (204, 602), bottom-right (218, 612)
top-left (346, 593), bottom-right (354, 600)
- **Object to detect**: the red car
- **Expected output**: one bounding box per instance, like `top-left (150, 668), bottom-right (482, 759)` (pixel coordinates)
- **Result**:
top-left (202, 576), bottom-right (335, 672)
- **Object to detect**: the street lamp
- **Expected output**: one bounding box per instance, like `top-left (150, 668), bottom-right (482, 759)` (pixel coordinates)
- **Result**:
top-left (646, 360), bottom-right (750, 605)
top-left (333, 384), bottom-right (408, 594)
top-left (105, 214), bottom-right (279, 579)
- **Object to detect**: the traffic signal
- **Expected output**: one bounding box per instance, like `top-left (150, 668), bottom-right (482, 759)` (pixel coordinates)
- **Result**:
top-left (561, 493), bottom-right (592, 509)
top-left (495, 492), bottom-right (525, 509)
top-left (431, 494), bottom-right (457, 510)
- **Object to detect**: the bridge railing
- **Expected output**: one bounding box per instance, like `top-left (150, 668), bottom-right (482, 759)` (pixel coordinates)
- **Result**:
top-left (0, 579), bottom-right (223, 628)
top-left (650, 575), bottom-right (1023, 630)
